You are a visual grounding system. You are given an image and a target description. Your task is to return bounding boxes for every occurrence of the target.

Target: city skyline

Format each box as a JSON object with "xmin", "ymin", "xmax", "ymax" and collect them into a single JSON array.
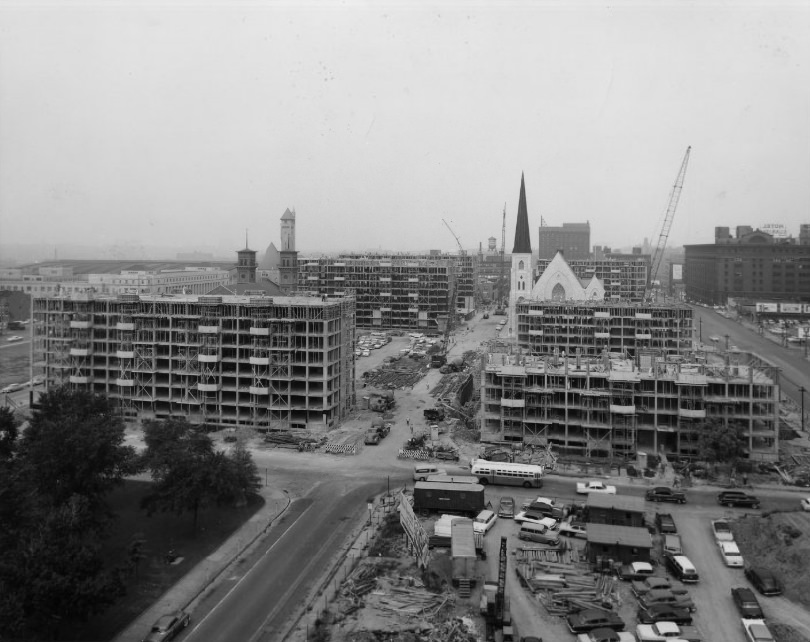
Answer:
[{"xmin": 1, "ymin": 1, "xmax": 809, "ymax": 258}]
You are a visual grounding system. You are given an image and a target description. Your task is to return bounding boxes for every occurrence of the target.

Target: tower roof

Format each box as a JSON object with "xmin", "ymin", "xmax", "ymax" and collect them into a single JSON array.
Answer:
[
  {"xmin": 281, "ymin": 208, "xmax": 295, "ymax": 220},
  {"xmin": 513, "ymin": 173, "xmax": 532, "ymax": 254}
]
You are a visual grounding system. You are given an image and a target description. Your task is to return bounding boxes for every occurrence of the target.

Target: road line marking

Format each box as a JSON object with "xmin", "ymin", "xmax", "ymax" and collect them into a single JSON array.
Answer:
[{"xmin": 184, "ymin": 501, "xmax": 314, "ymax": 638}]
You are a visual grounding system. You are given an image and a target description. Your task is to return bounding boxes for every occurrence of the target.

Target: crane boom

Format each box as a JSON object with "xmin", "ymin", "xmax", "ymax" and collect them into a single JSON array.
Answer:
[
  {"xmin": 442, "ymin": 218, "xmax": 465, "ymax": 254},
  {"xmin": 498, "ymin": 204, "xmax": 506, "ymax": 306},
  {"xmin": 648, "ymin": 146, "xmax": 691, "ymax": 296}
]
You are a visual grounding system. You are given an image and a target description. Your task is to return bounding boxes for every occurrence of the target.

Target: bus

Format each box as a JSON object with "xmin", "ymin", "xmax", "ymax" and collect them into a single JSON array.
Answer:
[{"xmin": 470, "ymin": 461, "xmax": 544, "ymax": 488}]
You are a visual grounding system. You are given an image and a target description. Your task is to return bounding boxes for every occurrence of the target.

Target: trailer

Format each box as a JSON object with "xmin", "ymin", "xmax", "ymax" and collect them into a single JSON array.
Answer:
[
  {"xmin": 413, "ymin": 481, "xmax": 486, "ymax": 517},
  {"xmin": 451, "ymin": 518, "xmax": 477, "ymax": 586}
]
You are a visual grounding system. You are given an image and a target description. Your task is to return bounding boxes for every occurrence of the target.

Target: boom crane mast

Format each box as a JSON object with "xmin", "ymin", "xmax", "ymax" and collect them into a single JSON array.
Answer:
[
  {"xmin": 442, "ymin": 218, "xmax": 465, "ymax": 255},
  {"xmin": 648, "ymin": 146, "xmax": 691, "ymax": 300},
  {"xmin": 498, "ymin": 203, "xmax": 506, "ymax": 307}
]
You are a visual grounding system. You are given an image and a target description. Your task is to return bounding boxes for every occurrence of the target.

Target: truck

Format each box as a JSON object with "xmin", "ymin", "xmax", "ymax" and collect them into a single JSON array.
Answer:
[
  {"xmin": 423, "ymin": 408, "xmax": 445, "ymax": 422},
  {"xmin": 636, "ymin": 621, "xmax": 701, "ymax": 642},
  {"xmin": 413, "ymin": 481, "xmax": 486, "ymax": 517},
  {"xmin": 576, "ymin": 480, "xmax": 617, "ymax": 495},
  {"xmin": 368, "ymin": 390, "xmax": 395, "ymax": 412}
]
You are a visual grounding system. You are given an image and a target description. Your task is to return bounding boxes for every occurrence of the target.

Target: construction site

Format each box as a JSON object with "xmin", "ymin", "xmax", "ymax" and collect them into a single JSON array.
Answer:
[
  {"xmin": 31, "ymin": 292, "xmax": 357, "ymax": 431},
  {"xmin": 296, "ymin": 252, "xmax": 477, "ymax": 331},
  {"xmin": 480, "ymin": 346, "xmax": 780, "ymax": 461}
]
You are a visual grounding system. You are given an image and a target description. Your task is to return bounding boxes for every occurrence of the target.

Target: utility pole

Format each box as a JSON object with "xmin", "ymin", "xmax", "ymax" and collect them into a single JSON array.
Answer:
[
  {"xmin": 800, "ymin": 386, "xmax": 806, "ymax": 434},
  {"xmin": 699, "ymin": 317, "xmax": 702, "ymax": 344},
  {"xmin": 725, "ymin": 334, "xmax": 729, "ymax": 351}
]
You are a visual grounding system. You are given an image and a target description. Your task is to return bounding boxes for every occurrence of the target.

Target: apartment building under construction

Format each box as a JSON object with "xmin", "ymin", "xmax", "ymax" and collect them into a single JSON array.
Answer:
[
  {"xmin": 297, "ymin": 254, "xmax": 461, "ymax": 331},
  {"xmin": 516, "ymin": 301, "xmax": 694, "ymax": 358},
  {"xmin": 31, "ymin": 292, "xmax": 356, "ymax": 431},
  {"xmin": 533, "ymin": 254, "xmax": 650, "ymax": 302},
  {"xmin": 480, "ymin": 349, "xmax": 779, "ymax": 461}
]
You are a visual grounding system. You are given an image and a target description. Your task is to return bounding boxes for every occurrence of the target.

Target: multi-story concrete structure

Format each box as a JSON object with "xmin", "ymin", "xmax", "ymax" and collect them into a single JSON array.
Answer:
[
  {"xmin": 537, "ymin": 222, "xmax": 591, "ymax": 260},
  {"xmin": 297, "ymin": 253, "xmax": 461, "ymax": 331},
  {"xmin": 685, "ymin": 226, "xmax": 810, "ymax": 305},
  {"xmin": 480, "ymin": 350, "xmax": 779, "ymax": 461},
  {"xmin": 32, "ymin": 292, "xmax": 356, "ymax": 431},
  {"xmin": 533, "ymin": 254, "xmax": 650, "ymax": 302},
  {"xmin": 516, "ymin": 300, "xmax": 693, "ymax": 358}
]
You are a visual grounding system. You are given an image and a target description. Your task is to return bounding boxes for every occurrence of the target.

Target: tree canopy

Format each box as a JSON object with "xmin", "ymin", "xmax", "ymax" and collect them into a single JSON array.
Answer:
[
  {"xmin": 698, "ymin": 418, "xmax": 748, "ymax": 465},
  {"xmin": 0, "ymin": 386, "xmax": 137, "ymax": 639},
  {"xmin": 141, "ymin": 419, "xmax": 262, "ymax": 529}
]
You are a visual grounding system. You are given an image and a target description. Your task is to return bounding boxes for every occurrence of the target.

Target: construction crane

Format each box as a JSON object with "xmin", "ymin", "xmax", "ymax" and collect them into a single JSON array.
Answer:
[
  {"xmin": 648, "ymin": 146, "xmax": 691, "ymax": 300},
  {"xmin": 485, "ymin": 536, "xmax": 512, "ymax": 640},
  {"xmin": 442, "ymin": 218, "xmax": 465, "ymax": 255}
]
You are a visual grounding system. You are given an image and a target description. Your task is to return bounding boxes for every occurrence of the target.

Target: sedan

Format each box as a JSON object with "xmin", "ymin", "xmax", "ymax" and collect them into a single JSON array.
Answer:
[
  {"xmin": 717, "ymin": 491, "xmax": 760, "ymax": 508},
  {"xmin": 6, "ymin": 335, "xmax": 22, "ymax": 342},
  {"xmin": 711, "ymin": 518, "xmax": 734, "ymax": 542},
  {"xmin": 731, "ymin": 587, "xmax": 764, "ymax": 619},
  {"xmin": 566, "ymin": 608, "xmax": 625, "ymax": 633},
  {"xmin": 645, "ymin": 486, "xmax": 687, "ymax": 504},
  {"xmin": 636, "ymin": 604, "xmax": 693, "ymax": 625},
  {"xmin": 800, "ymin": 497, "xmax": 810, "ymax": 512},
  {"xmin": 617, "ymin": 561, "xmax": 655, "ymax": 581},
  {"xmin": 744, "ymin": 567, "xmax": 783, "ymax": 596},
  {"xmin": 143, "ymin": 610, "xmax": 190, "ymax": 642},
  {"xmin": 718, "ymin": 541, "xmax": 744, "ymax": 567}
]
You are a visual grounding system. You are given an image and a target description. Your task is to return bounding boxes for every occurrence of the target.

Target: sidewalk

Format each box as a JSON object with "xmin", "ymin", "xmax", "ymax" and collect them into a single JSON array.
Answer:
[{"xmin": 113, "ymin": 485, "xmax": 291, "ymax": 642}]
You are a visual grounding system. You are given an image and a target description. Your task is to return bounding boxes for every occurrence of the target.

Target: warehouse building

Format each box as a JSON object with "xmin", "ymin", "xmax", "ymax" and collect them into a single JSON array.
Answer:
[
  {"xmin": 31, "ymin": 292, "xmax": 356, "ymax": 431},
  {"xmin": 480, "ymin": 349, "xmax": 779, "ymax": 461},
  {"xmin": 685, "ymin": 225, "xmax": 810, "ymax": 305}
]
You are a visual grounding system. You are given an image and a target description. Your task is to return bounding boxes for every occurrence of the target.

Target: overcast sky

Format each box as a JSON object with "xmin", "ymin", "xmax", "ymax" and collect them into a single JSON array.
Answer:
[{"xmin": 1, "ymin": 0, "xmax": 808, "ymax": 258}]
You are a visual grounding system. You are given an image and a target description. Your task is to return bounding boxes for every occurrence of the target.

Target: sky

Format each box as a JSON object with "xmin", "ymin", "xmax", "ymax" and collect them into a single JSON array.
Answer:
[{"xmin": 1, "ymin": 0, "xmax": 808, "ymax": 259}]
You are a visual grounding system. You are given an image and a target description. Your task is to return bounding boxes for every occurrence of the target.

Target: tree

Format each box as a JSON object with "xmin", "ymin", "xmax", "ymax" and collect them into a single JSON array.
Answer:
[
  {"xmin": 0, "ymin": 386, "xmax": 136, "ymax": 639},
  {"xmin": 0, "ymin": 406, "xmax": 19, "ymax": 461},
  {"xmin": 141, "ymin": 419, "xmax": 254, "ymax": 530},
  {"xmin": 698, "ymin": 418, "xmax": 747, "ymax": 466},
  {"xmin": 228, "ymin": 441, "xmax": 263, "ymax": 505},
  {"xmin": 19, "ymin": 386, "xmax": 140, "ymax": 518}
]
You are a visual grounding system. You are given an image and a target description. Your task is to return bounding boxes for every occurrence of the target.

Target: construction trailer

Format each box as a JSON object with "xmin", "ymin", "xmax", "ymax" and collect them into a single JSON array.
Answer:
[
  {"xmin": 412, "ymin": 481, "xmax": 486, "ymax": 517},
  {"xmin": 450, "ymin": 518, "xmax": 477, "ymax": 587}
]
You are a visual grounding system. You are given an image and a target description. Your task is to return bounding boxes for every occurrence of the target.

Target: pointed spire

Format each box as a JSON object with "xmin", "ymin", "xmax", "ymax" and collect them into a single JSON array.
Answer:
[
  {"xmin": 512, "ymin": 173, "xmax": 532, "ymax": 254},
  {"xmin": 245, "ymin": 228, "xmax": 249, "ymax": 249}
]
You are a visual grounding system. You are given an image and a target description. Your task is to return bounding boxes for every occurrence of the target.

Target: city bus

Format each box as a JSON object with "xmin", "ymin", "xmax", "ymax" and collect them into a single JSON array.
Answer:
[{"xmin": 470, "ymin": 461, "xmax": 545, "ymax": 488}]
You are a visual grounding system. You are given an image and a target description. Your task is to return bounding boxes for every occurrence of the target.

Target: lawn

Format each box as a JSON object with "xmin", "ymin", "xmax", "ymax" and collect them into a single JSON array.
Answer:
[{"xmin": 59, "ymin": 478, "xmax": 263, "ymax": 642}]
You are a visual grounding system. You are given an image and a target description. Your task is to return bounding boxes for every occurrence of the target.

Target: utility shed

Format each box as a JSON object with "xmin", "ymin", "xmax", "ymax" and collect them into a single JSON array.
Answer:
[
  {"xmin": 585, "ymin": 493, "xmax": 646, "ymax": 527},
  {"xmin": 451, "ymin": 518, "xmax": 477, "ymax": 586},
  {"xmin": 585, "ymin": 523, "xmax": 652, "ymax": 564}
]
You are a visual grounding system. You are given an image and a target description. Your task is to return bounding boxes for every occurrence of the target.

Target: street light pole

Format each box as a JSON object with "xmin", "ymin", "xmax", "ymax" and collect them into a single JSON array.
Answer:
[
  {"xmin": 699, "ymin": 317, "xmax": 702, "ymax": 344},
  {"xmin": 800, "ymin": 386, "xmax": 806, "ymax": 434},
  {"xmin": 725, "ymin": 334, "xmax": 729, "ymax": 351}
]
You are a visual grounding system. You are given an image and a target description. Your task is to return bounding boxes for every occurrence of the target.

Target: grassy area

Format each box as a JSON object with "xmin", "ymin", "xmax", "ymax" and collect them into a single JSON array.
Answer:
[{"xmin": 60, "ymin": 479, "xmax": 263, "ymax": 642}]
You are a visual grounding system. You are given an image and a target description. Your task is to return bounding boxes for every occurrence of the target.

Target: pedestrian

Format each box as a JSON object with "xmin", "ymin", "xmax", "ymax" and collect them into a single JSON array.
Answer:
[{"xmin": 742, "ymin": 473, "xmax": 748, "ymax": 487}]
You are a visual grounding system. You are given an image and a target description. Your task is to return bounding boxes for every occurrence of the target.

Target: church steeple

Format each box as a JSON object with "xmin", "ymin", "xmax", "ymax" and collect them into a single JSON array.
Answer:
[{"xmin": 512, "ymin": 172, "xmax": 532, "ymax": 254}]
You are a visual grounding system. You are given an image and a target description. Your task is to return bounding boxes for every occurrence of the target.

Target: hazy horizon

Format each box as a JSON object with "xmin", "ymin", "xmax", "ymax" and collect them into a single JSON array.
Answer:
[{"xmin": 2, "ymin": 1, "xmax": 808, "ymax": 259}]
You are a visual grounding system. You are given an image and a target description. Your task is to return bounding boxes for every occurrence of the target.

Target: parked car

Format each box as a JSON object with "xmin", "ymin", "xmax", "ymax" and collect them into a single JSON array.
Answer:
[
  {"xmin": 655, "ymin": 513, "xmax": 677, "ymax": 534},
  {"xmin": 513, "ymin": 512, "xmax": 558, "ymax": 528},
  {"xmin": 718, "ymin": 540, "xmax": 744, "ymax": 567},
  {"xmin": 617, "ymin": 561, "xmax": 655, "ymax": 581},
  {"xmin": 558, "ymin": 518, "xmax": 588, "ymax": 539},
  {"xmin": 6, "ymin": 335, "xmax": 22, "ymax": 342},
  {"xmin": 498, "ymin": 496, "xmax": 516, "ymax": 519},
  {"xmin": 742, "ymin": 618, "xmax": 775, "ymax": 642},
  {"xmin": 645, "ymin": 487, "xmax": 687, "ymax": 504},
  {"xmin": 800, "ymin": 496, "xmax": 810, "ymax": 512},
  {"xmin": 576, "ymin": 627, "xmax": 636, "ymax": 642},
  {"xmin": 731, "ymin": 587, "xmax": 764, "ymax": 618},
  {"xmin": 744, "ymin": 567, "xmax": 783, "ymax": 596},
  {"xmin": 473, "ymin": 509, "xmax": 498, "ymax": 535},
  {"xmin": 636, "ymin": 603, "xmax": 693, "ymax": 625},
  {"xmin": 636, "ymin": 621, "xmax": 701, "ymax": 642},
  {"xmin": 717, "ymin": 491, "xmax": 760, "ymax": 508},
  {"xmin": 566, "ymin": 609, "xmax": 625, "ymax": 633},
  {"xmin": 711, "ymin": 518, "xmax": 735, "ymax": 542},
  {"xmin": 631, "ymin": 576, "xmax": 689, "ymax": 598},
  {"xmin": 638, "ymin": 587, "xmax": 696, "ymax": 612},
  {"xmin": 142, "ymin": 610, "xmax": 190, "ymax": 642}
]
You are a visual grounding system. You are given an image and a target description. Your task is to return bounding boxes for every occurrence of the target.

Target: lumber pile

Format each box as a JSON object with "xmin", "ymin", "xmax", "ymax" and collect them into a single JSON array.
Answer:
[
  {"xmin": 514, "ymin": 543, "xmax": 581, "ymax": 564},
  {"xmin": 263, "ymin": 431, "xmax": 323, "ymax": 450},
  {"xmin": 342, "ymin": 563, "xmax": 379, "ymax": 599},
  {"xmin": 374, "ymin": 585, "xmax": 449, "ymax": 616},
  {"xmin": 423, "ymin": 616, "xmax": 480, "ymax": 642},
  {"xmin": 516, "ymin": 559, "xmax": 618, "ymax": 615}
]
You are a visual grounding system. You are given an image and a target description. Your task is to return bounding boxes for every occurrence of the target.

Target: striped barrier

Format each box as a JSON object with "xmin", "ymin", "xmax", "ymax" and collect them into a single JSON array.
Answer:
[
  {"xmin": 323, "ymin": 443, "xmax": 358, "ymax": 455},
  {"xmin": 397, "ymin": 448, "xmax": 431, "ymax": 460}
]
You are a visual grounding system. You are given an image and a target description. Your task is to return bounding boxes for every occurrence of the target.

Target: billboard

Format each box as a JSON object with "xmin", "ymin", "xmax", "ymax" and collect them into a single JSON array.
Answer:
[
  {"xmin": 779, "ymin": 303, "xmax": 802, "ymax": 314},
  {"xmin": 671, "ymin": 263, "xmax": 683, "ymax": 281},
  {"xmin": 756, "ymin": 303, "xmax": 778, "ymax": 313}
]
